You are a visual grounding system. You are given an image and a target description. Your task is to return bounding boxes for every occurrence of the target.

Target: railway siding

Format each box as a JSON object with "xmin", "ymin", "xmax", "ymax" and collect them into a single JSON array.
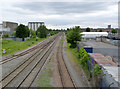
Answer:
[{"xmin": 55, "ymin": 36, "xmax": 76, "ymax": 88}]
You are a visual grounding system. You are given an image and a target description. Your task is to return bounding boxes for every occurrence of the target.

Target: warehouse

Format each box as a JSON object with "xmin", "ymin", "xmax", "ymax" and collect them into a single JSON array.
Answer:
[{"xmin": 81, "ymin": 32, "xmax": 108, "ymax": 39}]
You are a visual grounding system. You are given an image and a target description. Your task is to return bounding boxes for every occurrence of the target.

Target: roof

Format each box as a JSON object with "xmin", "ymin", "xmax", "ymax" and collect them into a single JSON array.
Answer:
[
  {"xmin": 103, "ymin": 66, "xmax": 119, "ymax": 83},
  {"xmin": 89, "ymin": 53, "xmax": 117, "ymax": 67},
  {"xmin": 81, "ymin": 32, "xmax": 108, "ymax": 35},
  {"xmin": 28, "ymin": 22, "xmax": 44, "ymax": 24},
  {"xmin": 3, "ymin": 21, "xmax": 18, "ymax": 24},
  {"xmin": 84, "ymin": 46, "xmax": 92, "ymax": 48}
]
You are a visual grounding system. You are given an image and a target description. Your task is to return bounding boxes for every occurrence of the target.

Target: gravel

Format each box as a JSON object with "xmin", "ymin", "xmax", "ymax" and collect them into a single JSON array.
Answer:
[{"xmin": 62, "ymin": 35, "xmax": 91, "ymax": 87}]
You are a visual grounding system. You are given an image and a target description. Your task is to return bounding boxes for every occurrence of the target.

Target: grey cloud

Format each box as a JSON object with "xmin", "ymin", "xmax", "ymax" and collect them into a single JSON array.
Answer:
[
  {"xmin": 44, "ymin": 13, "xmax": 117, "ymax": 27},
  {"xmin": 13, "ymin": 2, "xmax": 116, "ymax": 15},
  {"xmin": 1, "ymin": 2, "xmax": 118, "ymax": 28}
]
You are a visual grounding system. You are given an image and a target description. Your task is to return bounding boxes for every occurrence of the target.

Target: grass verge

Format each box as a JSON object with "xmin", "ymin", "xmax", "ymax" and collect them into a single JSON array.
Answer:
[
  {"xmin": 66, "ymin": 43, "xmax": 80, "ymax": 64},
  {"xmin": 1, "ymin": 36, "xmax": 50, "ymax": 56},
  {"xmin": 66, "ymin": 43, "xmax": 90, "ymax": 77}
]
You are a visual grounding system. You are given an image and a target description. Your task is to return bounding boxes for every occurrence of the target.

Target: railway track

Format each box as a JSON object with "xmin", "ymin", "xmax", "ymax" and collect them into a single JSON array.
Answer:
[
  {"xmin": 56, "ymin": 37, "xmax": 76, "ymax": 88},
  {"xmin": 1, "ymin": 39, "xmax": 52, "ymax": 82},
  {"xmin": 0, "ymin": 35, "xmax": 56, "ymax": 64},
  {"xmin": 1, "ymin": 33, "xmax": 61, "ymax": 88}
]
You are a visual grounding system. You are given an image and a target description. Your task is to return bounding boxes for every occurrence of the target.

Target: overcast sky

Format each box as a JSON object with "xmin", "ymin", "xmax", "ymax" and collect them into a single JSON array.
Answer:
[{"xmin": 0, "ymin": 0, "xmax": 119, "ymax": 29}]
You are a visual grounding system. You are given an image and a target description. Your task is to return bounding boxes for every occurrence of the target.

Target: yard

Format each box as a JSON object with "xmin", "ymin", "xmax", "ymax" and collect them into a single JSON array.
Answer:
[{"xmin": 1, "ymin": 37, "xmax": 50, "ymax": 56}]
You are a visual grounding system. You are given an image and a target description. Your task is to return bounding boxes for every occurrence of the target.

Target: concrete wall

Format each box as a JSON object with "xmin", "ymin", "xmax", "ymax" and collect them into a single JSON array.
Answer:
[
  {"xmin": 2, "ymin": 37, "xmax": 30, "ymax": 41},
  {"xmin": 101, "ymin": 68, "xmax": 119, "ymax": 88}
]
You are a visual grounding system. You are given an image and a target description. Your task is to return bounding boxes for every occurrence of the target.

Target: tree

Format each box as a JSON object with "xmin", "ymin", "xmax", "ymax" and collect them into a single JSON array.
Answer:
[
  {"xmin": 49, "ymin": 31, "xmax": 58, "ymax": 36},
  {"xmin": 2, "ymin": 34, "xmax": 9, "ymax": 38},
  {"xmin": 25, "ymin": 26, "xmax": 30, "ymax": 37},
  {"xmin": 86, "ymin": 27, "xmax": 90, "ymax": 32},
  {"xmin": 16, "ymin": 24, "xmax": 30, "ymax": 41},
  {"xmin": 66, "ymin": 26, "xmax": 82, "ymax": 48},
  {"xmin": 48, "ymin": 29, "xmax": 52, "ymax": 32},
  {"xmin": 67, "ymin": 28, "xmax": 70, "ymax": 31},
  {"xmin": 36, "ymin": 25, "xmax": 48, "ymax": 38},
  {"xmin": 30, "ymin": 28, "xmax": 36, "ymax": 38},
  {"xmin": 11, "ymin": 32, "xmax": 16, "ymax": 37},
  {"xmin": 99, "ymin": 29, "xmax": 103, "ymax": 32},
  {"xmin": 111, "ymin": 29, "xmax": 117, "ymax": 33}
]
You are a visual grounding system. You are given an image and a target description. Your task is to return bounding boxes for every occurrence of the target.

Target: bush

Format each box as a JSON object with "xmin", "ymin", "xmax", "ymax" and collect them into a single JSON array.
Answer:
[
  {"xmin": 2, "ymin": 34, "xmax": 9, "ymax": 38},
  {"xmin": 11, "ymin": 32, "xmax": 16, "ymax": 37},
  {"xmin": 93, "ymin": 64, "xmax": 103, "ymax": 76},
  {"xmin": 36, "ymin": 38, "xmax": 38, "ymax": 41},
  {"xmin": 30, "ymin": 28, "xmax": 36, "ymax": 38},
  {"xmin": 79, "ymin": 47, "xmax": 89, "ymax": 69},
  {"xmin": 99, "ymin": 29, "xmax": 103, "ymax": 32},
  {"xmin": 86, "ymin": 27, "xmax": 90, "ymax": 32},
  {"xmin": 111, "ymin": 29, "xmax": 117, "ymax": 33}
]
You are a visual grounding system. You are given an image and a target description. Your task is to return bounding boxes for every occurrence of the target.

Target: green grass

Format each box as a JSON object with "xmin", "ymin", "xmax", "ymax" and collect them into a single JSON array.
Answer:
[
  {"xmin": 0, "ymin": 40, "xmax": 2, "ymax": 57},
  {"xmin": 1, "ymin": 36, "xmax": 50, "ymax": 56},
  {"xmin": 66, "ymin": 43, "xmax": 80, "ymax": 64},
  {"xmin": 38, "ymin": 58, "xmax": 53, "ymax": 87},
  {"xmin": 60, "ymin": 39, "xmax": 63, "ymax": 46},
  {"xmin": 38, "ymin": 68, "xmax": 52, "ymax": 87}
]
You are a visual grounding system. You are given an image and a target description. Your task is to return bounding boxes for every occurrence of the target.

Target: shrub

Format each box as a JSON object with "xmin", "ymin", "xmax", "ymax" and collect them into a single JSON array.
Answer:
[
  {"xmin": 2, "ymin": 34, "xmax": 9, "ymax": 38},
  {"xmin": 79, "ymin": 47, "xmax": 89, "ymax": 69},
  {"xmin": 93, "ymin": 64, "xmax": 103, "ymax": 76}
]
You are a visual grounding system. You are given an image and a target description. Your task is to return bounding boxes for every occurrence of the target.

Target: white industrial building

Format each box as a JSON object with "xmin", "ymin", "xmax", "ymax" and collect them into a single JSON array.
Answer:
[
  {"xmin": 28, "ymin": 22, "xmax": 44, "ymax": 31},
  {"xmin": 81, "ymin": 32, "xmax": 108, "ymax": 38}
]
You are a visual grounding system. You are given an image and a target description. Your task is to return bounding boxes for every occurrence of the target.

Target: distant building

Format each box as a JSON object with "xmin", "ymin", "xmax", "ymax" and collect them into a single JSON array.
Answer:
[
  {"xmin": 81, "ymin": 27, "xmax": 112, "ymax": 32},
  {"xmin": 108, "ymin": 25, "xmax": 111, "ymax": 29},
  {"xmin": 28, "ymin": 22, "xmax": 45, "ymax": 31},
  {"xmin": 81, "ymin": 32, "xmax": 108, "ymax": 39},
  {"xmin": 0, "ymin": 21, "xmax": 18, "ymax": 35}
]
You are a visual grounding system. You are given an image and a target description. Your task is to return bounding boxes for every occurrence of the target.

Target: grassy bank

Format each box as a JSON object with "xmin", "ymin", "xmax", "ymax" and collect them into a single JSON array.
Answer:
[
  {"xmin": 66, "ymin": 43, "xmax": 90, "ymax": 76},
  {"xmin": 66, "ymin": 43, "xmax": 80, "ymax": 64},
  {"xmin": 1, "ymin": 36, "xmax": 50, "ymax": 56}
]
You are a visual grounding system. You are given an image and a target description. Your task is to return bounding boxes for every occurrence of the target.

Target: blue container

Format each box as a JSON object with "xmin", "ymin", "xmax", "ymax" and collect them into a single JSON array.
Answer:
[{"xmin": 84, "ymin": 46, "xmax": 93, "ymax": 53}]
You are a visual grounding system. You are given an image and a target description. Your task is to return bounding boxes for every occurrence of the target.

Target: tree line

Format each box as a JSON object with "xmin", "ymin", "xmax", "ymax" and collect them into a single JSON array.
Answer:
[
  {"xmin": 85, "ymin": 27, "xmax": 117, "ymax": 33},
  {"xmin": 3, "ymin": 24, "xmax": 60, "ymax": 40}
]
